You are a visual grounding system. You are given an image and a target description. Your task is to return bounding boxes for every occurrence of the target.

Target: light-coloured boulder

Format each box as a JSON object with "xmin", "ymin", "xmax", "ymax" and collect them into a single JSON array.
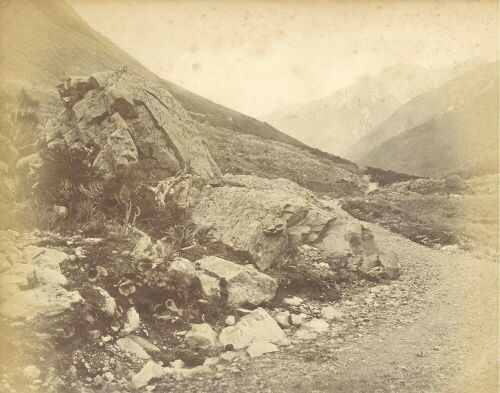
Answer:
[
  {"xmin": 95, "ymin": 287, "xmax": 117, "ymax": 318},
  {"xmin": 191, "ymin": 175, "xmax": 333, "ymax": 270},
  {"xmin": 273, "ymin": 310, "xmax": 291, "ymax": 328},
  {"xmin": 289, "ymin": 314, "xmax": 303, "ymax": 326},
  {"xmin": 198, "ymin": 273, "xmax": 220, "ymax": 298},
  {"xmin": 116, "ymin": 337, "xmax": 150, "ymax": 359},
  {"xmin": 184, "ymin": 323, "xmax": 217, "ymax": 350},
  {"xmin": 131, "ymin": 361, "xmax": 169, "ymax": 389},
  {"xmin": 168, "ymin": 257, "xmax": 198, "ymax": 287},
  {"xmin": 128, "ymin": 336, "xmax": 160, "ymax": 353},
  {"xmin": 23, "ymin": 365, "xmax": 41, "ymax": 381},
  {"xmin": 123, "ymin": 307, "xmax": 141, "ymax": 333},
  {"xmin": 246, "ymin": 341, "xmax": 279, "ymax": 358},
  {"xmin": 378, "ymin": 250, "xmax": 401, "ymax": 279},
  {"xmin": 218, "ymin": 307, "xmax": 289, "ymax": 349},
  {"xmin": 197, "ymin": 256, "xmax": 277, "ymax": 307}
]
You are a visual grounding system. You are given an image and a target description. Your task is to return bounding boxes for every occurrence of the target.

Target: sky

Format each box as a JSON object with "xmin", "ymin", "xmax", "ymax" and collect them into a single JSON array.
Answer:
[{"xmin": 70, "ymin": 0, "xmax": 498, "ymax": 117}]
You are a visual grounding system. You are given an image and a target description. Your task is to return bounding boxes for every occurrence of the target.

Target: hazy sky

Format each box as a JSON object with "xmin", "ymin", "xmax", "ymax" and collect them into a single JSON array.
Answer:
[{"xmin": 70, "ymin": 0, "xmax": 498, "ymax": 117}]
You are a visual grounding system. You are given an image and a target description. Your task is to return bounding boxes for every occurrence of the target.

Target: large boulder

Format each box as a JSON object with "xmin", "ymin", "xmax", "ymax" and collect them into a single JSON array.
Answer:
[
  {"xmin": 46, "ymin": 69, "xmax": 221, "ymax": 183},
  {"xmin": 218, "ymin": 307, "xmax": 289, "ymax": 349},
  {"xmin": 197, "ymin": 256, "xmax": 277, "ymax": 307},
  {"xmin": 191, "ymin": 175, "xmax": 334, "ymax": 270},
  {"xmin": 190, "ymin": 174, "xmax": 386, "ymax": 271}
]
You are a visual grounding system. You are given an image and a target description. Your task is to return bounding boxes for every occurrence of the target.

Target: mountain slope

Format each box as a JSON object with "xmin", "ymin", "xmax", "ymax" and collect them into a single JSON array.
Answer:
[
  {"xmin": 262, "ymin": 64, "xmax": 456, "ymax": 157},
  {"xmin": 0, "ymin": 0, "xmax": 300, "ymax": 147},
  {"xmin": 0, "ymin": 0, "xmax": 366, "ymax": 196},
  {"xmin": 352, "ymin": 62, "xmax": 499, "ymax": 178}
]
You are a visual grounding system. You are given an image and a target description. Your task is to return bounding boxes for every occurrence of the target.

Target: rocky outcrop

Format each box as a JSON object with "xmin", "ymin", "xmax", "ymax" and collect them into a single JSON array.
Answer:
[
  {"xmin": 197, "ymin": 256, "xmax": 277, "ymax": 307},
  {"xmin": 46, "ymin": 69, "xmax": 221, "ymax": 183}
]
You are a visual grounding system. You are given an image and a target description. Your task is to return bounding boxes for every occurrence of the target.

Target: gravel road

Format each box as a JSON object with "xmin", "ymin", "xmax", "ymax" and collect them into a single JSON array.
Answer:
[{"xmin": 159, "ymin": 221, "xmax": 498, "ymax": 393}]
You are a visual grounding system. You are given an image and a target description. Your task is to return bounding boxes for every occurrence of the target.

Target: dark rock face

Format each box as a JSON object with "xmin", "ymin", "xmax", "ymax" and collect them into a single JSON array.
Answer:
[{"xmin": 46, "ymin": 69, "xmax": 221, "ymax": 183}]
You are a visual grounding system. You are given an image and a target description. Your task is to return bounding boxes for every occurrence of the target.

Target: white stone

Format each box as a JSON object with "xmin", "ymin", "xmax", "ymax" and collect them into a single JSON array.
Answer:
[
  {"xmin": 123, "ymin": 307, "xmax": 140, "ymax": 332},
  {"xmin": 131, "ymin": 361, "xmax": 168, "ymax": 389},
  {"xmin": 321, "ymin": 306, "xmax": 345, "ymax": 321},
  {"xmin": 225, "ymin": 316, "xmax": 236, "ymax": 326},
  {"xmin": 23, "ymin": 365, "xmax": 41, "ymax": 381},
  {"xmin": 246, "ymin": 341, "xmax": 279, "ymax": 358},
  {"xmin": 303, "ymin": 318, "xmax": 329, "ymax": 333},
  {"xmin": 116, "ymin": 337, "xmax": 150, "ymax": 359},
  {"xmin": 218, "ymin": 307, "xmax": 288, "ymax": 349},
  {"xmin": 170, "ymin": 359, "xmax": 185, "ymax": 369},
  {"xmin": 289, "ymin": 314, "xmax": 303, "ymax": 326},
  {"xmin": 282, "ymin": 296, "xmax": 303, "ymax": 306},
  {"xmin": 197, "ymin": 256, "xmax": 277, "ymax": 307},
  {"xmin": 184, "ymin": 323, "xmax": 217, "ymax": 350},
  {"xmin": 273, "ymin": 310, "xmax": 291, "ymax": 328}
]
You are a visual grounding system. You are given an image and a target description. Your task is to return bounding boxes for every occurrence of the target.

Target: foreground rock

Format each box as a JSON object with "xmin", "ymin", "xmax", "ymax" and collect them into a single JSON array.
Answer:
[
  {"xmin": 197, "ymin": 256, "xmax": 277, "ymax": 307},
  {"xmin": 218, "ymin": 307, "xmax": 289, "ymax": 349}
]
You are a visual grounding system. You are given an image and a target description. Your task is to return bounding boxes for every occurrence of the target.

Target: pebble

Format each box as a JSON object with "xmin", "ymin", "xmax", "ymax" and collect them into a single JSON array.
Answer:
[{"xmin": 23, "ymin": 366, "xmax": 41, "ymax": 381}]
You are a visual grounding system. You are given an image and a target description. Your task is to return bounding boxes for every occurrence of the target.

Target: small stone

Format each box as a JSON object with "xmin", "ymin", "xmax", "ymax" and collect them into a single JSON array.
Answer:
[
  {"xmin": 303, "ymin": 318, "xmax": 329, "ymax": 333},
  {"xmin": 184, "ymin": 323, "xmax": 217, "ymax": 350},
  {"xmin": 116, "ymin": 337, "xmax": 150, "ymax": 359},
  {"xmin": 203, "ymin": 357, "xmax": 221, "ymax": 367},
  {"xmin": 321, "ymin": 306, "xmax": 345, "ymax": 321},
  {"xmin": 282, "ymin": 296, "xmax": 303, "ymax": 306},
  {"xmin": 220, "ymin": 351, "xmax": 238, "ymax": 362},
  {"xmin": 225, "ymin": 316, "xmax": 236, "ymax": 326},
  {"xmin": 23, "ymin": 366, "xmax": 41, "ymax": 381},
  {"xmin": 132, "ymin": 361, "xmax": 168, "ymax": 389},
  {"xmin": 246, "ymin": 341, "xmax": 279, "ymax": 358},
  {"xmin": 289, "ymin": 314, "xmax": 303, "ymax": 326},
  {"xmin": 273, "ymin": 310, "xmax": 291, "ymax": 328},
  {"xmin": 104, "ymin": 372, "xmax": 114, "ymax": 381},
  {"xmin": 171, "ymin": 359, "xmax": 185, "ymax": 369}
]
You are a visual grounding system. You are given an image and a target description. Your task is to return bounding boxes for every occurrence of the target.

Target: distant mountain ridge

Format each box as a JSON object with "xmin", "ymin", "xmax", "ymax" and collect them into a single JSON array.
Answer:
[
  {"xmin": 261, "ymin": 63, "xmax": 478, "ymax": 157},
  {"xmin": 354, "ymin": 61, "xmax": 499, "ymax": 178}
]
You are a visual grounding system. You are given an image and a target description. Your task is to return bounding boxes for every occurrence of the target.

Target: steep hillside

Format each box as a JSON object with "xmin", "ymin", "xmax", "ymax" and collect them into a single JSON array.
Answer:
[
  {"xmin": 0, "ymin": 0, "xmax": 365, "ymax": 195},
  {"xmin": 0, "ymin": 0, "xmax": 299, "ymax": 147},
  {"xmin": 350, "ymin": 62, "xmax": 499, "ymax": 178},
  {"xmin": 262, "ymin": 64, "xmax": 457, "ymax": 157}
]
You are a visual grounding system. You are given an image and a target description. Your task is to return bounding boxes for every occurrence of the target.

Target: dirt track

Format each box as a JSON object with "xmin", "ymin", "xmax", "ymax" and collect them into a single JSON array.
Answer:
[{"xmin": 159, "ymin": 222, "xmax": 499, "ymax": 393}]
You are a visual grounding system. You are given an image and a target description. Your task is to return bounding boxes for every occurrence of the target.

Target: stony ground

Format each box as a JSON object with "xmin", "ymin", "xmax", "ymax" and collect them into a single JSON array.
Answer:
[{"xmin": 158, "ymin": 222, "xmax": 498, "ymax": 393}]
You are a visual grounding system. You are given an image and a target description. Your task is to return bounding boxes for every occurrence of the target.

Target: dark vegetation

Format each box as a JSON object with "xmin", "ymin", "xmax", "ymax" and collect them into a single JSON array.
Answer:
[{"xmin": 364, "ymin": 166, "xmax": 421, "ymax": 187}]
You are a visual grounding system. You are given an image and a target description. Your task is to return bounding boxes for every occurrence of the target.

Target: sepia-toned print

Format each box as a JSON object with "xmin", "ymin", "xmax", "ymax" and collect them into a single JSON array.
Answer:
[{"xmin": 0, "ymin": 1, "xmax": 498, "ymax": 392}]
